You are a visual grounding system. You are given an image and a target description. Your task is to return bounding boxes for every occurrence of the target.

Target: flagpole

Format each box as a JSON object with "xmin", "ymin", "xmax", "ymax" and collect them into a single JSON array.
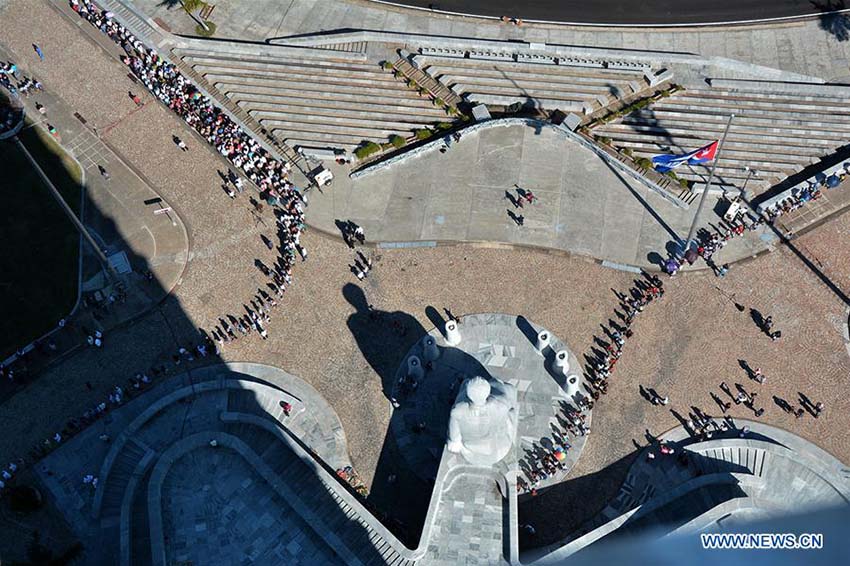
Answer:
[{"xmin": 682, "ymin": 113, "xmax": 735, "ymax": 253}]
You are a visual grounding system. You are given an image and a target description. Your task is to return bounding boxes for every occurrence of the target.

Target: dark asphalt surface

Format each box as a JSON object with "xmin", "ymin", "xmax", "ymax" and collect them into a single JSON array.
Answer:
[{"xmin": 385, "ymin": 0, "xmax": 843, "ymax": 24}]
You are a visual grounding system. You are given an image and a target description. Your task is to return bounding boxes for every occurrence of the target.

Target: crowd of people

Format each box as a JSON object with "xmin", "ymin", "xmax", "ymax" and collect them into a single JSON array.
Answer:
[
  {"xmin": 761, "ymin": 182, "xmax": 824, "ymax": 224},
  {"xmin": 67, "ymin": 0, "xmax": 307, "ymax": 347},
  {"xmin": 517, "ymin": 275, "xmax": 665, "ymax": 495},
  {"xmin": 663, "ymin": 172, "xmax": 841, "ymax": 278},
  {"xmin": 0, "ymin": 59, "xmax": 42, "ymax": 98}
]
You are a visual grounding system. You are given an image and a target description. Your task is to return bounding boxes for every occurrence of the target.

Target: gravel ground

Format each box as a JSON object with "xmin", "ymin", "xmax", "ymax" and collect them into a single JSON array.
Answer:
[{"xmin": 0, "ymin": 0, "xmax": 848, "ymax": 558}]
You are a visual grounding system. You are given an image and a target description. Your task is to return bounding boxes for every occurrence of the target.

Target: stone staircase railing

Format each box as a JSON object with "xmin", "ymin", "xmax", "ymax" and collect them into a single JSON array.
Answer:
[{"xmin": 393, "ymin": 51, "xmax": 463, "ymax": 110}]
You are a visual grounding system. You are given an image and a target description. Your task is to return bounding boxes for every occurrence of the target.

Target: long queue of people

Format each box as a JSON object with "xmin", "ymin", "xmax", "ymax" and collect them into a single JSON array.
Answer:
[
  {"xmin": 69, "ymin": 0, "xmax": 307, "ymax": 347},
  {"xmin": 517, "ymin": 276, "xmax": 665, "ymax": 496},
  {"xmin": 0, "ymin": 0, "xmax": 316, "ymax": 492}
]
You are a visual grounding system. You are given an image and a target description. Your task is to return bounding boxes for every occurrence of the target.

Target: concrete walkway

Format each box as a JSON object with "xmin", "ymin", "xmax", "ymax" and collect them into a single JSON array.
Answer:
[
  {"xmin": 307, "ymin": 121, "xmax": 773, "ymax": 269},
  {"xmin": 133, "ymin": 0, "xmax": 850, "ymax": 83}
]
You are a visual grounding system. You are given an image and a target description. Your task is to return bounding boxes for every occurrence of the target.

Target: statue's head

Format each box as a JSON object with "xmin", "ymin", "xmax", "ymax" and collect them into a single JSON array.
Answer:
[{"xmin": 466, "ymin": 377, "xmax": 491, "ymax": 406}]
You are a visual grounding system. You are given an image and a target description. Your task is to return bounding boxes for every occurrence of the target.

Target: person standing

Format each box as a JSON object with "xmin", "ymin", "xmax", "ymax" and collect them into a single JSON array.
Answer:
[{"xmin": 33, "ymin": 44, "xmax": 44, "ymax": 61}]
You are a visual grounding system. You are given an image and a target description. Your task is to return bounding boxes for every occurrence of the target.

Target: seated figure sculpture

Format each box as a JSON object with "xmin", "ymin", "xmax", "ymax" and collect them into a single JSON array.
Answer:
[{"xmin": 447, "ymin": 376, "xmax": 518, "ymax": 466}]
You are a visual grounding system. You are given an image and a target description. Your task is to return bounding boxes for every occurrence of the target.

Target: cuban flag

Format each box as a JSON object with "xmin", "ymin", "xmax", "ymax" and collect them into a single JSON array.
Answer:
[{"xmin": 651, "ymin": 141, "xmax": 718, "ymax": 173}]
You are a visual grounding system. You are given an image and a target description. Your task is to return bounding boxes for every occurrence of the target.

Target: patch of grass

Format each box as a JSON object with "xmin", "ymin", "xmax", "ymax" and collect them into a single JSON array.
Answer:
[
  {"xmin": 0, "ymin": 125, "xmax": 82, "ymax": 358},
  {"xmin": 195, "ymin": 21, "xmax": 216, "ymax": 37}
]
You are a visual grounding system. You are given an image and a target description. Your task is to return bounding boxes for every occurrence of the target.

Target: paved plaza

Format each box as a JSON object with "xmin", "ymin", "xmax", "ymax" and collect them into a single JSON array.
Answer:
[
  {"xmin": 161, "ymin": 447, "xmax": 336, "ymax": 565},
  {"xmin": 0, "ymin": 0, "xmax": 849, "ymax": 564},
  {"xmin": 310, "ymin": 121, "xmax": 771, "ymax": 268}
]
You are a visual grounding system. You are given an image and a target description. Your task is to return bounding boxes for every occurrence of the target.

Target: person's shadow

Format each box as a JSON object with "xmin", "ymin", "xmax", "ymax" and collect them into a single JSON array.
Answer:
[
  {"xmin": 750, "ymin": 308, "xmax": 766, "ymax": 332},
  {"xmin": 343, "ymin": 283, "xmax": 426, "ymax": 399}
]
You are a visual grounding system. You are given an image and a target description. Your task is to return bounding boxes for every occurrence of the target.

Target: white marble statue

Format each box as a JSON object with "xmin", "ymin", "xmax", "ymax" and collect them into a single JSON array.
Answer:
[{"xmin": 446, "ymin": 376, "xmax": 518, "ymax": 466}]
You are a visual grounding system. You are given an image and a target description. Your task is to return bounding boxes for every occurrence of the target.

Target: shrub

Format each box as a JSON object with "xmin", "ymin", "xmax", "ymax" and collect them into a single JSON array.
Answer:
[
  {"xmin": 389, "ymin": 134, "xmax": 406, "ymax": 148},
  {"xmin": 414, "ymin": 129, "xmax": 432, "ymax": 140},
  {"xmin": 195, "ymin": 21, "xmax": 216, "ymax": 37},
  {"xmin": 635, "ymin": 157, "xmax": 653, "ymax": 169},
  {"xmin": 664, "ymin": 170, "xmax": 678, "ymax": 179},
  {"xmin": 436, "ymin": 122, "xmax": 452, "ymax": 131},
  {"xmin": 434, "ymin": 97, "xmax": 444, "ymax": 107},
  {"xmin": 661, "ymin": 90, "xmax": 672, "ymax": 98},
  {"xmin": 461, "ymin": 114, "xmax": 471, "ymax": 122},
  {"xmin": 621, "ymin": 147, "xmax": 633, "ymax": 157},
  {"xmin": 182, "ymin": 0, "xmax": 206, "ymax": 12},
  {"xmin": 381, "ymin": 61, "xmax": 394, "ymax": 70},
  {"xmin": 445, "ymin": 106, "xmax": 457, "ymax": 116},
  {"xmin": 407, "ymin": 79, "xmax": 418, "ymax": 89},
  {"xmin": 418, "ymin": 87, "xmax": 427, "ymax": 96},
  {"xmin": 595, "ymin": 136, "xmax": 612, "ymax": 146},
  {"xmin": 353, "ymin": 141, "xmax": 382, "ymax": 160},
  {"xmin": 678, "ymin": 178, "xmax": 689, "ymax": 189}
]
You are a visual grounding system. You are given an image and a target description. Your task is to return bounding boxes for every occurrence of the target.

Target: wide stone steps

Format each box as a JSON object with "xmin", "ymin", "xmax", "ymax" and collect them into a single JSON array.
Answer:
[
  {"xmin": 426, "ymin": 65, "xmax": 638, "ymax": 90},
  {"xmin": 206, "ymin": 73, "xmax": 424, "ymax": 101},
  {"xmin": 100, "ymin": 440, "xmax": 147, "ymax": 519},
  {"xmin": 130, "ymin": 469, "xmax": 152, "ymax": 566},
  {"xmin": 177, "ymin": 49, "xmax": 374, "ymax": 70},
  {"xmin": 626, "ymin": 108, "xmax": 850, "ymax": 131},
  {"xmin": 106, "ymin": 1, "xmax": 153, "ymax": 42},
  {"xmin": 449, "ymin": 80, "xmax": 611, "ymax": 101},
  {"xmin": 613, "ymin": 140, "xmax": 816, "ymax": 168},
  {"xmin": 234, "ymin": 96, "xmax": 448, "ymax": 122},
  {"xmin": 264, "ymin": 119, "xmax": 416, "ymax": 142},
  {"xmin": 223, "ymin": 422, "xmax": 278, "ymax": 457},
  {"xmin": 282, "ymin": 133, "xmax": 366, "ymax": 152},
  {"xmin": 685, "ymin": 88, "xmax": 850, "ymax": 107},
  {"xmin": 249, "ymin": 107, "xmax": 438, "ymax": 130},
  {"xmin": 195, "ymin": 64, "xmax": 409, "ymax": 90},
  {"xmin": 690, "ymin": 446, "xmax": 768, "ymax": 477},
  {"xmin": 658, "ymin": 97, "xmax": 850, "ymax": 119},
  {"xmin": 414, "ymin": 54, "xmax": 645, "ymax": 80},
  {"xmin": 598, "ymin": 121, "xmax": 850, "ymax": 145},
  {"xmin": 604, "ymin": 130, "xmax": 837, "ymax": 153},
  {"xmin": 228, "ymin": 85, "xmax": 444, "ymax": 114},
  {"xmin": 254, "ymin": 438, "xmax": 404, "ymax": 565},
  {"xmin": 226, "ymin": 388, "xmax": 261, "ymax": 413},
  {"xmin": 312, "ymin": 41, "xmax": 368, "ymax": 53}
]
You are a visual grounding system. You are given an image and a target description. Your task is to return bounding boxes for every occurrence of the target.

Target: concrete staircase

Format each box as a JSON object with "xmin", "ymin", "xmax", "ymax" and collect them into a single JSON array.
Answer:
[
  {"xmin": 174, "ymin": 47, "xmax": 449, "ymax": 154},
  {"xmin": 83, "ymin": 370, "xmax": 417, "ymax": 565},
  {"xmin": 413, "ymin": 54, "xmax": 649, "ymax": 113},
  {"xmin": 529, "ymin": 425, "xmax": 850, "ymax": 563},
  {"xmin": 98, "ymin": 438, "xmax": 148, "ymax": 521},
  {"xmin": 592, "ymin": 86, "xmax": 850, "ymax": 191}
]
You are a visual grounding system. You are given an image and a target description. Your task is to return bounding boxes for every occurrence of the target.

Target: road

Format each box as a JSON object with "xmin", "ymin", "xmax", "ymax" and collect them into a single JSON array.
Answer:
[{"xmin": 379, "ymin": 0, "xmax": 843, "ymax": 25}]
